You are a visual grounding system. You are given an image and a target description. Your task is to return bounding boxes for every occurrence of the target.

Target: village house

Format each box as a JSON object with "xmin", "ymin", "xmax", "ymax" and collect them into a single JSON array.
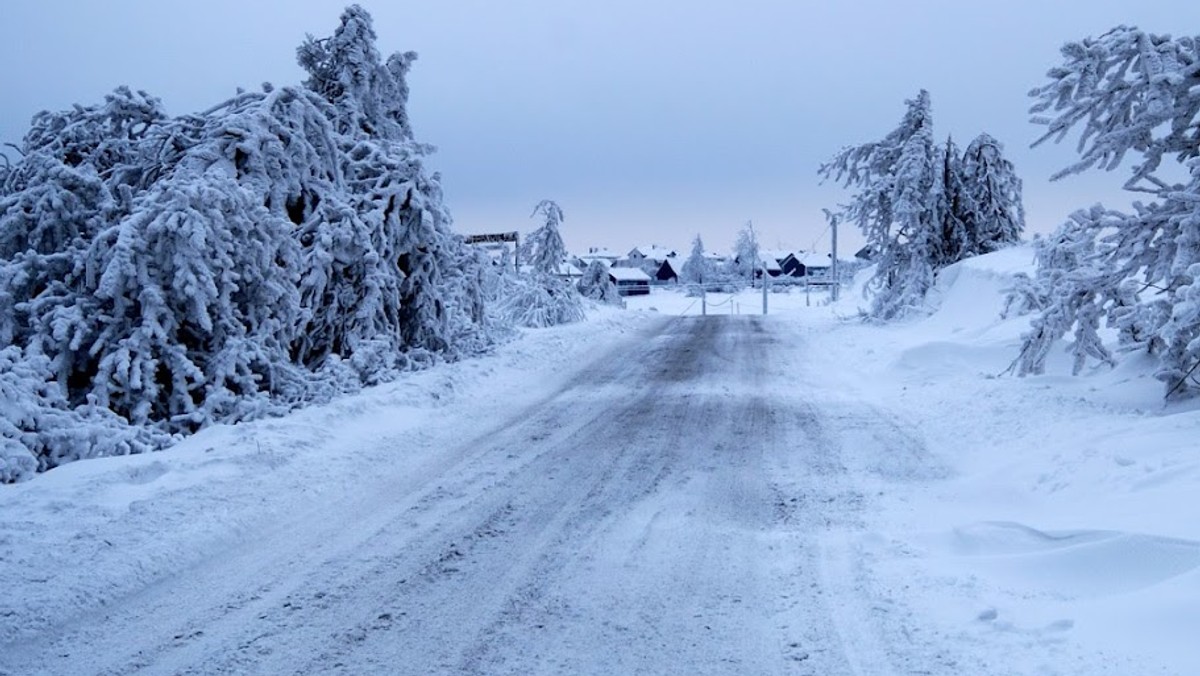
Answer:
[
  {"xmin": 625, "ymin": 245, "xmax": 677, "ymax": 266},
  {"xmin": 576, "ymin": 247, "xmax": 622, "ymax": 269},
  {"xmin": 608, "ymin": 267, "xmax": 652, "ymax": 296},
  {"xmin": 655, "ymin": 258, "xmax": 683, "ymax": 283}
]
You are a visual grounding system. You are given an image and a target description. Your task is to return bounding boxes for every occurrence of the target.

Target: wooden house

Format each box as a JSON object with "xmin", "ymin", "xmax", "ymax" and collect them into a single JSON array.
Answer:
[
  {"xmin": 655, "ymin": 258, "xmax": 682, "ymax": 283},
  {"xmin": 608, "ymin": 267, "xmax": 652, "ymax": 296}
]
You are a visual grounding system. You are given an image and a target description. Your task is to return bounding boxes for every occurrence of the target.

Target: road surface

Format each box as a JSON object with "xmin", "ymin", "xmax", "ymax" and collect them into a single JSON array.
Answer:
[{"xmin": 2, "ymin": 316, "xmax": 940, "ymax": 675}]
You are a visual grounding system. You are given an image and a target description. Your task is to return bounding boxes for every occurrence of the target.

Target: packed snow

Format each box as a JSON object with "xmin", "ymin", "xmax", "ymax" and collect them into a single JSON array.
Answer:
[{"xmin": 2, "ymin": 247, "xmax": 1196, "ymax": 674}]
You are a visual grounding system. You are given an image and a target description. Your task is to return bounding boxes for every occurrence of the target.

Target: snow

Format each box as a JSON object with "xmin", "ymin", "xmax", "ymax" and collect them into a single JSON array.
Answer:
[
  {"xmin": 794, "ymin": 251, "xmax": 833, "ymax": 269},
  {"xmin": 806, "ymin": 245, "xmax": 1200, "ymax": 673},
  {"xmin": 2, "ymin": 245, "xmax": 1196, "ymax": 673},
  {"xmin": 575, "ymin": 248, "xmax": 621, "ymax": 263},
  {"xmin": 629, "ymin": 245, "xmax": 677, "ymax": 261},
  {"xmin": 0, "ymin": 304, "xmax": 654, "ymax": 648},
  {"xmin": 606, "ymin": 266, "xmax": 651, "ymax": 281}
]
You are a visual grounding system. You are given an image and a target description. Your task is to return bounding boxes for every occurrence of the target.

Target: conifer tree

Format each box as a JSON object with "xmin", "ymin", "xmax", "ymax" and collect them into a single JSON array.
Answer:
[
  {"xmin": 1017, "ymin": 26, "xmax": 1200, "ymax": 396},
  {"xmin": 935, "ymin": 137, "xmax": 974, "ymax": 267},
  {"xmin": 496, "ymin": 199, "xmax": 583, "ymax": 327},
  {"xmin": 682, "ymin": 234, "xmax": 711, "ymax": 285},
  {"xmin": 820, "ymin": 90, "xmax": 941, "ymax": 319},
  {"xmin": 578, "ymin": 260, "xmax": 623, "ymax": 305},
  {"xmin": 525, "ymin": 199, "xmax": 567, "ymax": 275},
  {"xmin": 0, "ymin": 5, "xmax": 493, "ymax": 478},
  {"xmin": 733, "ymin": 221, "xmax": 761, "ymax": 282},
  {"xmin": 961, "ymin": 133, "xmax": 1025, "ymax": 254}
]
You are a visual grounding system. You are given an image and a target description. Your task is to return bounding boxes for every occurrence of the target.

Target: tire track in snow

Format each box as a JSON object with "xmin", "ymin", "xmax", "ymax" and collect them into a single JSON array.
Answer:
[{"xmin": 3, "ymin": 316, "xmax": 943, "ymax": 675}]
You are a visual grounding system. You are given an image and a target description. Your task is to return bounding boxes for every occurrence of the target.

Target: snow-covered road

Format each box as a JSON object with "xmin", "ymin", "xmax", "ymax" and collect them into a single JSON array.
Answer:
[{"xmin": 2, "ymin": 316, "xmax": 943, "ymax": 675}]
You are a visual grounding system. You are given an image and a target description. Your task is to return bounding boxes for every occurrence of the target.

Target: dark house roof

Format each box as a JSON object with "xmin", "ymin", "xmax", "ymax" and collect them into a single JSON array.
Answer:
[{"xmin": 656, "ymin": 258, "xmax": 682, "ymax": 282}]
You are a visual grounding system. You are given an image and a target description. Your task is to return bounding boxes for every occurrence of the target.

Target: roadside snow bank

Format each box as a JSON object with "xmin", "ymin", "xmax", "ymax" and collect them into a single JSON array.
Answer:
[
  {"xmin": 805, "ymin": 245, "xmax": 1200, "ymax": 674},
  {"xmin": 0, "ymin": 305, "xmax": 661, "ymax": 648}
]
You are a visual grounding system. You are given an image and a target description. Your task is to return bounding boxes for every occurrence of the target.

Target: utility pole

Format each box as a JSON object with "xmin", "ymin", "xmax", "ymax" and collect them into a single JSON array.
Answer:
[
  {"xmin": 762, "ymin": 264, "xmax": 768, "ymax": 316},
  {"xmin": 824, "ymin": 209, "xmax": 840, "ymax": 302}
]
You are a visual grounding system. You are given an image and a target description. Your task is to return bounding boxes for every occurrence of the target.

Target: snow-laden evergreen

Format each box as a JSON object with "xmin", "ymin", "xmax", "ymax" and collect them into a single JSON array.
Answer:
[
  {"xmin": 732, "ymin": 222, "xmax": 760, "ymax": 282},
  {"xmin": 820, "ymin": 91, "xmax": 941, "ymax": 319},
  {"xmin": 523, "ymin": 200, "xmax": 568, "ymax": 275},
  {"xmin": 961, "ymin": 133, "xmax": 1025, "ymax": 254},
  {"xmin": 935, "ymin": 137, "xmax": 973, "ymax": 268},
  {"xmin": 494, "ymin": 275, "xmax": 585, "ymax": 328},
  {"xmin": 820, "ymin": 91, "xmax": 937, "ymax": 319},
  {"xmin": 1009, "ymin": 207, "xmax": 1121, "ymax": 377},
  {"xmin": 493, "ymin": 200, "xmax": 583, "ymax": 328},
  {"xmin": 1017, "ymin": 26, "xmax": 1200, "ymax": 396},
  {"xmin": 577, "ymin": 260, "xmax": 623, "ymax": 306},
  {"xmin": 822, "ymin": 92, "xmax": 1026, "ymax": 320},
  {"xmin": 0, "ymin": 6, "xmax": 492, "ymax": 480},
  {"xmin": 682, "ymin": 234, "xmax": 711, "ymax": 286}
]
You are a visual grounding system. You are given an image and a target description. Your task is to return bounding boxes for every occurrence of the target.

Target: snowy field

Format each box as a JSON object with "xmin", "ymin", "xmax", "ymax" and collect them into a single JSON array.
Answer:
[{"xmin": 2, "ymin": 248, "xmax": 1198, "ymax": 674}]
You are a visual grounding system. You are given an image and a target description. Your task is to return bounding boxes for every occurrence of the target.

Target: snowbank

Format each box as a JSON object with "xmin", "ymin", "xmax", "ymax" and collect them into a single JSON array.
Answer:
[{"xmin": 803, "ymin": 245, "xmax": 1200, "ymax": 673}]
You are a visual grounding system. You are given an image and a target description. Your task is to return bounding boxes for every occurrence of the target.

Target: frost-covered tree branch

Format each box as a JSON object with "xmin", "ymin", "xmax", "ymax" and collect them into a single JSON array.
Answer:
[{"xmin": 1018, "ymin": 26, "xmax": 1200, "ymax": 397}]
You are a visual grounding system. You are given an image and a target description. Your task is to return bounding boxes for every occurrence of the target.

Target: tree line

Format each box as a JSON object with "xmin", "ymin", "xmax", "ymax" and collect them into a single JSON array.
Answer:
[{"xmin": 823, "ymin": 27, "xmax": 1199, "ymax": 399}]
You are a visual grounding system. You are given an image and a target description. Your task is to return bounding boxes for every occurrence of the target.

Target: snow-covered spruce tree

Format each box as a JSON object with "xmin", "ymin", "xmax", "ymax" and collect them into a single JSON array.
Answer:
[
  {"xmin": 1010, "ymin": 206, "xmax": 1121, "ymax": 376},
  {"xmin": 819, "ymin": 90, "xmax": 942, "ymax": 319},
  {"xmin": 682, "ymin": 234, "xmax": 711, "ymax": 286},
  {"xmin": 494, "ymin": 273, "xmax": 585, "ymax": 328},
  {"xmin": 934, "ymin": 137, "xmax": 974, "ymax": 268},
  {"xmin": 524, "ymin": 199, "xmax": 567, "ymax": 275},
  {"xmin": 494, "ymin": 200, "xmax": 583, "ymax": 328},
  {"xmin": 961, "ymin": 133, "xmax": 1025, "ymax": 254},
  {"xmin": 578, "ymin": 259, "xmax": 624, "ymax": 306},
  {"xmin": 733, "ymin": 221, "xmax": 761, "ymax": 282},
  {"xmin": 1017, "ymin": 26, "xmax": 1200, "ymax": 396},
  {"xmin": 0, "ymin": 5, "xmax": 491, "ymax": 477}
]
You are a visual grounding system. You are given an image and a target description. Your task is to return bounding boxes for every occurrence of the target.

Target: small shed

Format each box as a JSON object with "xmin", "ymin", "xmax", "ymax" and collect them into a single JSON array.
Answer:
[{"xmin": 608, "ymin": 267, "xmax": 652, "ymax": 296}]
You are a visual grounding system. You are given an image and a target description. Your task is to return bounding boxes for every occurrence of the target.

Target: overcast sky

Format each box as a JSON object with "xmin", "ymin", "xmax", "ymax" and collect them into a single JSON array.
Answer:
[{"xmin": 3, "ymin": 1, "xmax": 1197, "ymax": 255}]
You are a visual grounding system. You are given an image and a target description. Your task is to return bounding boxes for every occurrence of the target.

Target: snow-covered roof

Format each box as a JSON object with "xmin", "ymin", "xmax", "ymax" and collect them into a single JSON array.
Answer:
[
  {"xmin": 658, "ymin": 258, "xmax": 684, "ymax": 276},
  {"xmin": 759, "ymin": 254, "xmax": 783, "ymax": 272},
  {"xmin": 760, "ymin": 249, "xmax": 794, "ymax": 262},
  {"xmin": 518, "ymin": 263, "xmax": 583, "ymax": 277},
  {"xmin": 578, "ymin": 248, "xmax": 621, "ymax": 261},
  {"xmin": 629, "ymin": 245, "xmax": 677, "ymax": 261},
  {"xmin": 796, "ymin": 253, "xmax": 831, "ymax": 268},
  {"xmin": 608, "ymin": 267, "xmax": 652, "ymax": 282}
]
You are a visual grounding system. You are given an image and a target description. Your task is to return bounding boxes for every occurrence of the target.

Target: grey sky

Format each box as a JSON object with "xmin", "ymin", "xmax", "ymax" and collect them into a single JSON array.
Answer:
[{"xmin": 3, "ymin": 1, "xmax": 1198, "ymax": 255}]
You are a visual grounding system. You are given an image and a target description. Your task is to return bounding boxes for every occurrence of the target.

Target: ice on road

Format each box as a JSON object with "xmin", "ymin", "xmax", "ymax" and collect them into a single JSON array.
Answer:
[{"xmin": 2, "ymin": 316, "xmax": 942, "ymax": 675}]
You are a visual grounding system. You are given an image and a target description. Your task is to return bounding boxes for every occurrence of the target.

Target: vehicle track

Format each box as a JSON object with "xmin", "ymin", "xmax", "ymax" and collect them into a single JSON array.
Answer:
[{"xmin": 3, "ymin": 316, "xmax": 936, "ymax": 675}]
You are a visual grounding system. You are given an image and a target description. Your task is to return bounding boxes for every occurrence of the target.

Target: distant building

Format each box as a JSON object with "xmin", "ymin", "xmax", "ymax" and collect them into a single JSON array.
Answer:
[
  {"xmin": 795, "ymin": 252, "xmax": 831, "ymax": 277},
  {"xmin": 626, "ymin": 245, "xmax": 677, "ymax": 266},
  {"xmin": 778, "ymin": 253, "xmax": 804, "ymax": 277},
  {"xmin": 518, "ymin": 262, "xmax": 584, "ymax": 280},
  {"xmin": 655, "ymin": 258, "xmax": 683, "ymax": 283},
  {"xmin": 577, "ymin": 247, "xmax": 622, "ymax": 268},
  {"xmin": 608, "ymin": 267, "xmax": 652, "ymax": 295}
]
